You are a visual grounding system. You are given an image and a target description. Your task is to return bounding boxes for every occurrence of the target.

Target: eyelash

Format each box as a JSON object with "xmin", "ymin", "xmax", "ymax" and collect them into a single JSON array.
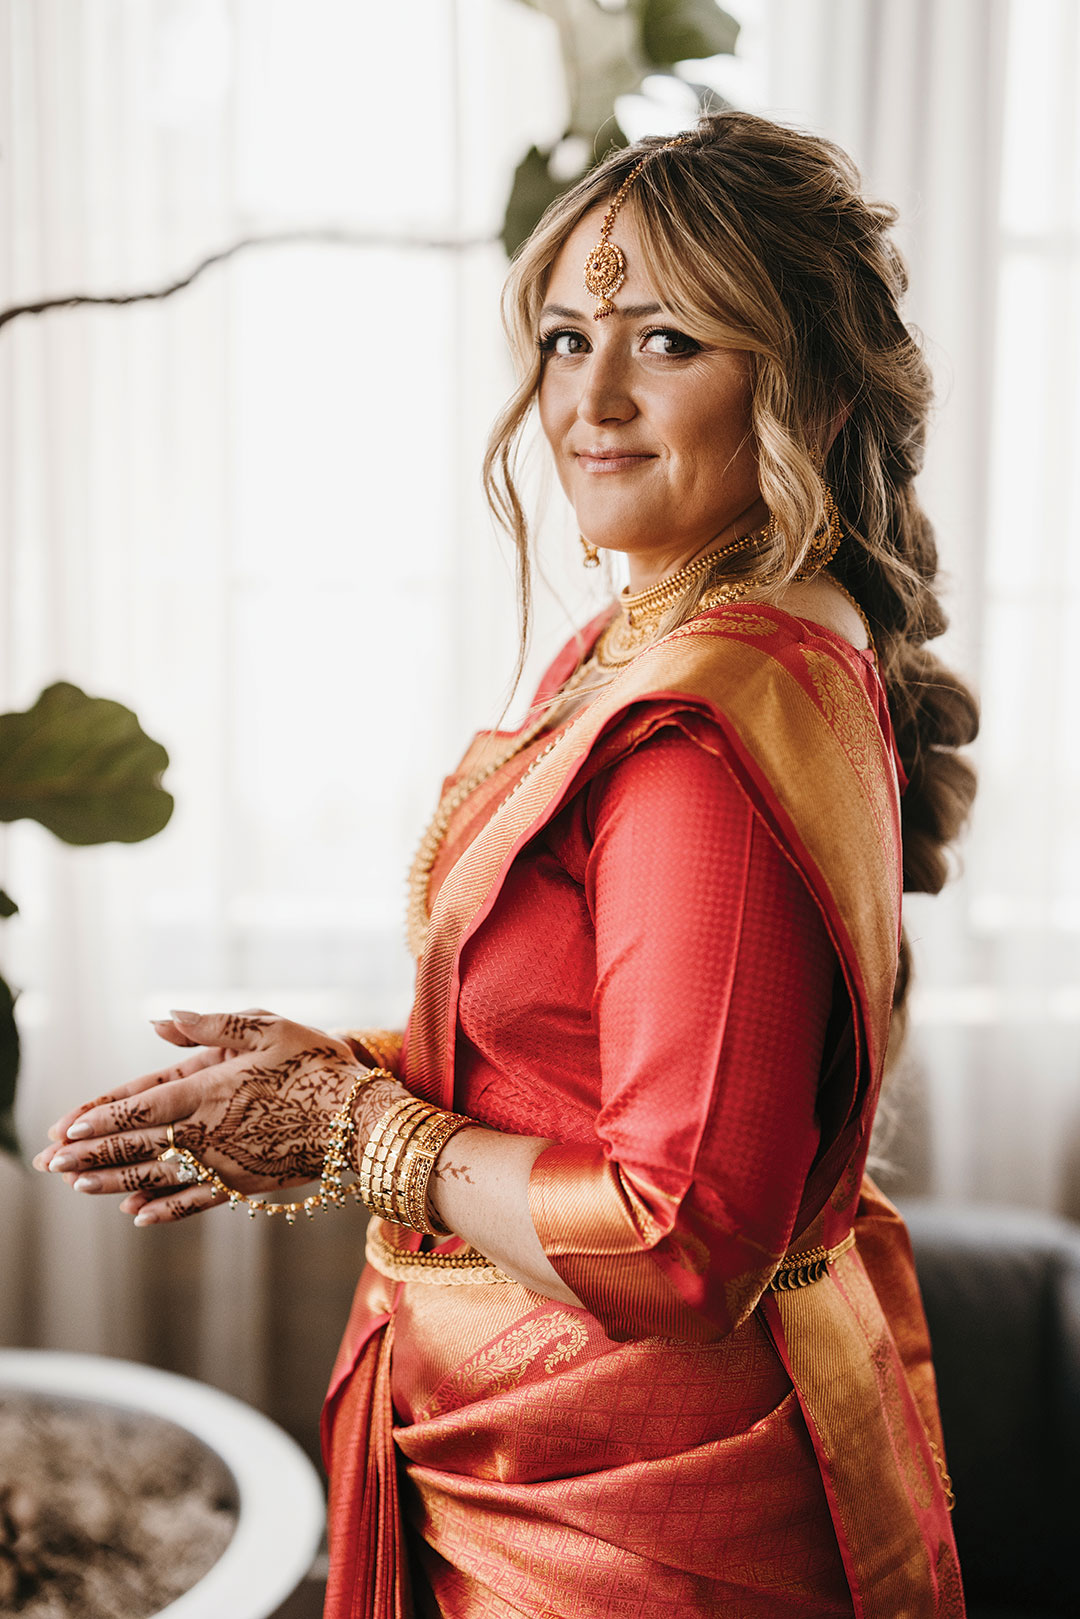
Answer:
[{"xmin": 537, "ymin": 326, "xmax": 700, "ymax": 357}]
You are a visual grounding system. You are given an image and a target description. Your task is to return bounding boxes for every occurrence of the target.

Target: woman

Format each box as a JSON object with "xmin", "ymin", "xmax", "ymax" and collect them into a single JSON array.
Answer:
[{"xmin": 36, "ymin": 112, "xmax": 976, "ymax": 1616}]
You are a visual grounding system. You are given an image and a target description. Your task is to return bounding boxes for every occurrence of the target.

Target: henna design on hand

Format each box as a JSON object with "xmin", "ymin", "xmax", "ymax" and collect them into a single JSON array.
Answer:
[
  {"xmin": 215, "ymin": 1073, "xmax": 326, "ymax": 1180},
  {"xmin": 112, "ymin": 1096, "xmax": 155, "ymax": 1131},
  {"xmin": 157, "ymin": 1188, "xmax": 225, "ymax": 1221},
  {"xmin": 118, "ymin": 1161, "xmax": 172, "ymax": 1193},
  {"xmin": 174, "ymin": 1120, "xmax": 211, "ymax": 1156},
  {"xmin": 189, "ymin": 1043, "xmax": 374, "ymax": 1182},
  {"xmin": 84, "ymin": 1132, "xmax": 159, "ymax": 1169},
  {"xmin": 220, "ymin": 1013, "xmax": 274, "ymax": 1042},
  {"xmin": 77, "ymin": 1025, "xmax": 414, "ymax": 1196}
]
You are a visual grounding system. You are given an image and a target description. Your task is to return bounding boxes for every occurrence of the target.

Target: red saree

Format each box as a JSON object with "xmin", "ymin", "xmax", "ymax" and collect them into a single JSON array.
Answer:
[{"xmin": 322, "ymin": 602, "xmax": 963, "ymax": 1618}]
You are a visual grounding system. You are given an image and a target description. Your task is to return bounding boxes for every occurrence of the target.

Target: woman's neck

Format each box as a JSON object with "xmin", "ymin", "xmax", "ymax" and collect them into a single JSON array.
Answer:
[{"xmin": 623, "ymin": 499, "xmax": 771, "ymax": 595}]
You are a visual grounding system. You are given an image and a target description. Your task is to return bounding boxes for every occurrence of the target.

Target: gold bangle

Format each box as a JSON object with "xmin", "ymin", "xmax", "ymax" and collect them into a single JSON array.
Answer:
[
  {"xmin": 372, "ymin": 1104, "xmax": 435, "ymax": 1224},
  {"xmin": 358, "ymin": 1097, "xmax": 429, "ymax": 1217},
  {"xmin": 395, "ymin": 1109, "xmax": 475, "ymax": 1235}
]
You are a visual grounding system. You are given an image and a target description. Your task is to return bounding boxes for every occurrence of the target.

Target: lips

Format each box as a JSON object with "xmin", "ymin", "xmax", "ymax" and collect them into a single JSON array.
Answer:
[{"xmin": 574, "ymin": 448, "xmax": 656, "ymax": 472}]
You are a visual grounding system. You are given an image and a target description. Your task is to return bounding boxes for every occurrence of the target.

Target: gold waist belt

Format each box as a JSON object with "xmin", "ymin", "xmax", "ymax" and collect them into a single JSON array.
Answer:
[{"xmin": 365, "ymin": 1219, "xmax": 855, "ymax": 1291}]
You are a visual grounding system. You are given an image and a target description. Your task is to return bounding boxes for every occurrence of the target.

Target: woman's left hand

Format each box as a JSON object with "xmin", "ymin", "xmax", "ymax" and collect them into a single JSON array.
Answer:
[{"xmin": 32, "ymin": 1010, "xmax": 410, "ymax": 1225}]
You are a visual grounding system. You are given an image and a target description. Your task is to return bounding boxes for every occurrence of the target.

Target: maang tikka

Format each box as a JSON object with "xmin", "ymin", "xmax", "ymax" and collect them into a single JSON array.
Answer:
[{"xmin": 583, "ymin": 135, "xmax": 695, "ymax": 319}]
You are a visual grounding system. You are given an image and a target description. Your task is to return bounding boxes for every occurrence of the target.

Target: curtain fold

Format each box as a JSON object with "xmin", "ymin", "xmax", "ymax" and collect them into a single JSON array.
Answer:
[{"xmin": 764, "ymin": 0, "xmax": 1080, "ymax": 1215}]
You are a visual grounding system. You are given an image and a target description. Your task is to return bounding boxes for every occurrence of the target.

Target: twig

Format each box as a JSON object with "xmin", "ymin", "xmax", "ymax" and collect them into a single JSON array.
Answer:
[{"xmin": 0, "ymin": 225, "xmax": 500, "ymax": 332}]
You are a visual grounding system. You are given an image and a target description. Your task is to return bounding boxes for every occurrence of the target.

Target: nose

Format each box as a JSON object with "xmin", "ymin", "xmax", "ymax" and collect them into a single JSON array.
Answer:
[{"xmin": 575, "ymin": 343, "xmax": 637, "ymax": 428}]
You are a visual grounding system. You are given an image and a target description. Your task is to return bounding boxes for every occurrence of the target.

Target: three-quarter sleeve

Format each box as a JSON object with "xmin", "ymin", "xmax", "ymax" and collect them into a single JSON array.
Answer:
[{"xmin": 528, "ymin": 720, "xmax": 839, "ymax": 1342}]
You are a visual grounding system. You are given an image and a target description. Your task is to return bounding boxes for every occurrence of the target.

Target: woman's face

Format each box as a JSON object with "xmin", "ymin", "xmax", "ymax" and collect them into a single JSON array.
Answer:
[{"xmin": 537, "ymin": 203, "xmax": 770, "ymax": 585}]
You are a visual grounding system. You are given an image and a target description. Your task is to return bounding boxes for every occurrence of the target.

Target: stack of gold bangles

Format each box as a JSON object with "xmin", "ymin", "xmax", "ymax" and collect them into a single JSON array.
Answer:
[{"xmin": 357, "ymin": 1096, "xmax": 474, "ymax": 1237}]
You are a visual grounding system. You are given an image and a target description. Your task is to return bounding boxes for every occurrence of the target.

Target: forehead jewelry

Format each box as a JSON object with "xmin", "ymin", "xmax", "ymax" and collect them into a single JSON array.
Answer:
[{"xmin": 583, "ymin": 135, "xmax": 695, "ymax": 319}]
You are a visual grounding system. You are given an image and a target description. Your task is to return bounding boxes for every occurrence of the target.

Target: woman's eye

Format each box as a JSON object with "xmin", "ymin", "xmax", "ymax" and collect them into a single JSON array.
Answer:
[
  {"xmin": 539, "ymin": 329, "xmax": 590, "ymax": 357},
  {"xmin": 642, "ymin": 328, "xmax": 699, "ymax": 356}
]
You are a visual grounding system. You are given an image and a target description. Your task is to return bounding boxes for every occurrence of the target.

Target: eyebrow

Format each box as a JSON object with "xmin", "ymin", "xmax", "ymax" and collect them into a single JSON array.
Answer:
[{"xmin": 538, "ymin": 302, "xmax": 665, "ymax": 321}]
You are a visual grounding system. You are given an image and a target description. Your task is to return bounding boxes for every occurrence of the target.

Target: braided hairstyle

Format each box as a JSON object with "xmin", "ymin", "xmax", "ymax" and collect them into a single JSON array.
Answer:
[{"xmin": 483, "ymin": 110, "xmax": 979, "ymax": 1034}]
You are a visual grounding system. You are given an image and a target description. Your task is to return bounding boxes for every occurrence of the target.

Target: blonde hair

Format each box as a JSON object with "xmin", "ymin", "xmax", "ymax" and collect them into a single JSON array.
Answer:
[{"xmin": 483, "ymin": 110, "xmax": 979, "ymax": 1027}]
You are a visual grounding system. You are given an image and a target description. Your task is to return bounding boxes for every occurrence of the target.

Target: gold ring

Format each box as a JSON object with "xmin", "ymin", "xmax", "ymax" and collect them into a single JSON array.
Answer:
[{"xmin": 166, "ymin": 1121, "xmax": 177, "ymax": 1151}]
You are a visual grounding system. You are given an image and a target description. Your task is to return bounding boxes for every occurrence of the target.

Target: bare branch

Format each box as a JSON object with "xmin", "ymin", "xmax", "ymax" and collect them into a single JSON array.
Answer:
[{"xmin": 0, "ymin": 225, "xmax": 500, "ymax": 333}]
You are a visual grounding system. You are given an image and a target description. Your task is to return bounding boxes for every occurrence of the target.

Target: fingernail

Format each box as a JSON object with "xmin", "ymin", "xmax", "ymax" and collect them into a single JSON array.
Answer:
[
  {"xmin": 134, "ymin": 1210, "xmax": 156, "ymax": 1227},
  {"xmin": 47, "ymin": 1125, "xmax": 61, "ymax": 1141},
  {"xmin": 50, "ymin": 1153, "xmax": 74, "ymax": 1172},
  {"xmin": 73, "ymin": 1175, "xmax": 101, "ymax": 1193},
  {"xmin": 66, "ymin": 1121, "xmax": 93, "ymax": 1139},
  {"xmin": 151, "ymin": 1018, "xmax": 172, "ymax": 1029},
  {"xmin": 31, "ymin": 1153, "xmax": 44, "ymax": 1171},
  {"xmin": 170, "ymin": 1009, "xmax": 199, "ymax": 1023}
]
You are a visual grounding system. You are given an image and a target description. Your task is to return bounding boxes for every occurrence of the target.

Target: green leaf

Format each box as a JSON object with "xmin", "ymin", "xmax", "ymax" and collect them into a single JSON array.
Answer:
[
  {"xmin": 502, "ymin": 146, "xmax": 573, "ymax": 259},
  {"xmin": 640, "ymin": 0, "xmax": 740, "ymax": 69},
  {"xmin": 514, "ymin": 1, "xmax": 645, "ymax": 140},
  {"xmin": 0, "ymin": 682, "xmax": 174, "ymax": 846},
  {"xmin": 0, "ymin": 890, "xmax": 17, "ymax": 918},
  {"xmin": 0, "ymin": 971, "xmax": 20, "ymax": 1160}
]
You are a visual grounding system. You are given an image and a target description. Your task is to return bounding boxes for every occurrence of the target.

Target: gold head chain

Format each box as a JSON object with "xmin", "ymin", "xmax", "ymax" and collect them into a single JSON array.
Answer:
[{"xmin": 583, "ymin": 135, "xmax": 695, "ymax": 319}]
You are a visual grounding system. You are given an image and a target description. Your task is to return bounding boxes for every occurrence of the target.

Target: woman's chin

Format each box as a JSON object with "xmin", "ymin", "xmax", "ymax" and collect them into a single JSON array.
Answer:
[{"xmin": 573, "ymin": 523, "xmax": 661, "ymax": 559}]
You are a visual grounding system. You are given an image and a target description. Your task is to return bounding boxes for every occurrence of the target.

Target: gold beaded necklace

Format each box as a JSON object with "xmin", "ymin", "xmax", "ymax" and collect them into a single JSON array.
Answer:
[
  {"xmin": 594, "ymin": 530, "xmax": 767, "ymax": 667},
  {"xmin": 405, "ymin": 658, "xmax": 602, "ymax": 957}
]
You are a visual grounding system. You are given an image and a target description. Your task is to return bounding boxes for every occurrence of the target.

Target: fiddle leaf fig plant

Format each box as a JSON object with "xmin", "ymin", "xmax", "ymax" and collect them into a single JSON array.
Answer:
[{"xmin": 0, "ymin": 682, "xmax": 174, "ymax": 1157}]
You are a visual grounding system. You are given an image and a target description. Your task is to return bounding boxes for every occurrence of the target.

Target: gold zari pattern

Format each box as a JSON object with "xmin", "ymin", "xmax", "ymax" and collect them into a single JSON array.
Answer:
[{"xmin": 406, "ymin": 510, "xmax": 874, "ymax": 956}]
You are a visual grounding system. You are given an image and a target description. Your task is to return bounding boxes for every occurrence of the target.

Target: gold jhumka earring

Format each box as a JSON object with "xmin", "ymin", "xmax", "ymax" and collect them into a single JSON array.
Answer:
[
  {"xmin": 582, "ymin": 135, "xmax": 695, "ymax": 319},
  {"xmin": 579, "ymin": 533, "xmax": 600, "ymax": 568},
  {"xmin": 768, "ymin": 452, "xmax": 844, "ymax": 578}
]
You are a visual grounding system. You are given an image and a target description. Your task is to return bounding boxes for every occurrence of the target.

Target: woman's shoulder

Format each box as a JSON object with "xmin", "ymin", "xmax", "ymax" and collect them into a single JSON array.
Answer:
[{"xmin": 571, "ymin": 600, "xmax": 904, "ymax": 803}]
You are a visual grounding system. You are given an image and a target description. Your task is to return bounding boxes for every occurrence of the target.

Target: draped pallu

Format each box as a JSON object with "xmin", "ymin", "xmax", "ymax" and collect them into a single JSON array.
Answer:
[{"xmin": 322, "ymin": 605, "xmax": 963, "ymax": 1619}]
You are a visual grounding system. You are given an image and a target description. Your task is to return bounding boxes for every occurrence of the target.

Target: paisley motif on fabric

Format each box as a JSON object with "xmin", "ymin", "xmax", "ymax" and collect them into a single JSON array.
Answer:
[
  {"xmin": 722, "ymin": 1262, "xmax": 779, "ymax": 1326},
  {"xmin": 419, "ymin": 1310, "xmax": 589, "ymax": 1421}
]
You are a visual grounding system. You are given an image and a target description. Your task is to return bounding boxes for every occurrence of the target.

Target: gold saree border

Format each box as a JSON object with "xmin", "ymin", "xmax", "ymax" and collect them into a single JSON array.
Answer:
[
  {"xmin": 407, "ymin": 615, "xmax": 901, "ymax": 1109},
  {"xmin": 765, "ymin": 1244, "xmax": 962, "ymax": 1619}
]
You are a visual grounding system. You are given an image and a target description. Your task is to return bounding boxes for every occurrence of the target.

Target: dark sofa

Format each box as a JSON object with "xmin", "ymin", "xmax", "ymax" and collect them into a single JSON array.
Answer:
[{"xmin": 902, "ymin": 1201, "xmax": 1080, "ymax": 1619}]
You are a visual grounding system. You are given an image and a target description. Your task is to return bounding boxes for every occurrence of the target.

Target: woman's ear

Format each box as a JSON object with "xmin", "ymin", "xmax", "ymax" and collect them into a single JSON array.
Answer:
[{"xmin": 824, "ymin": 401, "xmax": 852, "ymax": 451}]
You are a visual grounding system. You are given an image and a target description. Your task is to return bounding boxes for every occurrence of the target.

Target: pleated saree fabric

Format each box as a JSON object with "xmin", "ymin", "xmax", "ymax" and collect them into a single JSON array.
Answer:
[{"xmin": 322, "ymin": 603, "xmax": 964, "ymax": 1618}]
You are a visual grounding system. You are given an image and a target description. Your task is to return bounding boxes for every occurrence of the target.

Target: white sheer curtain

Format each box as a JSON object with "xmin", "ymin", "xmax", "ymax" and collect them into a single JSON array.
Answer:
[
  {"xmin": 754, "ymin": 0, "xmax": 1080, "ymax": 1213},
  {"xmin": 0, "ymin": 0, "xmax": 600, "ymax": 1431}
]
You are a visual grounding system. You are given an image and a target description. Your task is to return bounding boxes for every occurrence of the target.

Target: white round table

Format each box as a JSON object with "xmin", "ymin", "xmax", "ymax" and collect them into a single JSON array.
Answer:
[{"xmin": 0, "ymin": 1349, "xmax": 325, "ymax": 1619}]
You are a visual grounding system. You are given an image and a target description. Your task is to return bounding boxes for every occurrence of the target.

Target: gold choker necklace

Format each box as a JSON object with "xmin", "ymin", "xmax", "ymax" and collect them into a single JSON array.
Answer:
[
  {"xmin": 621, "ymin": 530, "xmax": 766, "ymax": 626},
  {"xmin": 596, "ymin": 530, "xmax": 768, "ymax": 667}
]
